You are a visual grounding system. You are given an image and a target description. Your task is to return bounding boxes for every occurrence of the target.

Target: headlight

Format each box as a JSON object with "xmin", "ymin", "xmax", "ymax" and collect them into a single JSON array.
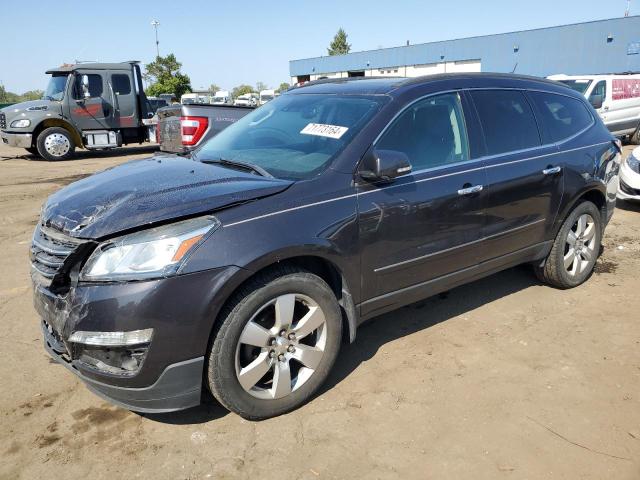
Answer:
[
  {"xmin": 626, "ymin": 152, "xmax": 640, "ymax": 173},
  {"xmin": 80, "ymin": 216, "xmax": 220, "ymax": 282},
  {"xmin": 10, "ymin": 119, "xmax": 31, "ymax": 128}
]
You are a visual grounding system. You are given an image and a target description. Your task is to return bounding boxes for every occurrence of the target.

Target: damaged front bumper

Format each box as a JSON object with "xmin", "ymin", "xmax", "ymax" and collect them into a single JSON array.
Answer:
[{"xmin": 33, "ymin": 265, "xmax": 240, "ymax": 413}]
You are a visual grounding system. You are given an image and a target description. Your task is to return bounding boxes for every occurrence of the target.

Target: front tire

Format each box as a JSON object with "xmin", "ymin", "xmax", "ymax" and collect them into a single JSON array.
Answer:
[
  {"xmin": 535, "ymin": 201, "xmax": 602, "ymax": 288},
  {"xmin": 36, "ymin": 127, "xmax": 75, "ymax": 161},
  {"xmin": 207, "ymin": 267, "xmax": 342, "ymax": 420}
]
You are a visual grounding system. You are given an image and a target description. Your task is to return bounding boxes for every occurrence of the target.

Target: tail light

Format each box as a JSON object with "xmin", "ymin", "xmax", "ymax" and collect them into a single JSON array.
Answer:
[{"xmin": 180, "ymin": 116, "xmax": 209, "ymax": 146}]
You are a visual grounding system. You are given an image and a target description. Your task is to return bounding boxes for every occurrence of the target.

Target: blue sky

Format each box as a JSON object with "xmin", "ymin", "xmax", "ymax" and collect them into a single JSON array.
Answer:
[{"xmin": 0, "ymin": 0, "xmax": 634, "ymax": 93}]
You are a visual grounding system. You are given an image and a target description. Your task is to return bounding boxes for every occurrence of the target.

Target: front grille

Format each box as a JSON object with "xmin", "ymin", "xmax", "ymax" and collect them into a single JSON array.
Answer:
[
  {"xmin": 620, "ymin": 179, "xmax": 640, "ymax": 196},
  {"xmin": 0, "ymin": 112, "xmax": 6, "ymax": 129},
  {"xmin": 30, "ymin": 224, "xmax": 84, "ymax": 287}
]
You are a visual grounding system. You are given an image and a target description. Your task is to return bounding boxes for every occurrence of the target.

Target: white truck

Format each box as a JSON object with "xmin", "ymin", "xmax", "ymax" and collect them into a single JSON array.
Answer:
[
  {"xmin": 212, "ymin": 90, "xmax": 231, "ymax": 105},
  {"xmin": 548, "ymin": 73, "xmax": 640, "ymax": 143},
  {"xmin": 234, "ymin": 93, "xmax": 258, "ymax": 107},
  {"xmin": 259, "ymin": 89, "xmax": 276, "ymax": 105}
]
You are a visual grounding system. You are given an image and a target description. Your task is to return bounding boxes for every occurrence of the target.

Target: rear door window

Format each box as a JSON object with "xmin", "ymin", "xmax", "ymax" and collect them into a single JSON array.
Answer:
[
  {"xmin": 111, "ymin": 74, "xmax": 131, "ymax": 95},
  {"xmin": 470, "ymin": 90, "xmax": 541, "ymax": 155},
  {"xmin": 528, "ymin": 91, "xmax": 594, "ymax": 143}
]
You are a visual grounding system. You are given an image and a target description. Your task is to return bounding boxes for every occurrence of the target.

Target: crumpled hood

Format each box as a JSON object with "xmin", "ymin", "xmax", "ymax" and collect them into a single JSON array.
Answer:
[{"xmin": 42, "ymin": 155, "xmax": 293, "ymax": 239}]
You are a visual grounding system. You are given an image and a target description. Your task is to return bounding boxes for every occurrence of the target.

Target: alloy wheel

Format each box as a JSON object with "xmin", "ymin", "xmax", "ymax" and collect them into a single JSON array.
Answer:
[
  {"xmin": 564, "ymin": 213, "xmax": 597, "ymax": 276},
  {"xmin": 235, "ymin": 293, "xmax": 327, "ymax": 400}
]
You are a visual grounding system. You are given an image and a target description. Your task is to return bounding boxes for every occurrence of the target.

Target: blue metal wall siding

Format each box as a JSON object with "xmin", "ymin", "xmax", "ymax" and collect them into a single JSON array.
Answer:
[{"xmin": 290, "ymin": 17, "xmax": 640, "ymax": 76}]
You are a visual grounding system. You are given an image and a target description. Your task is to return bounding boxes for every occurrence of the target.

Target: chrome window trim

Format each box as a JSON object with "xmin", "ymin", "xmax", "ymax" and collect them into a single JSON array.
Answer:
[
  {"xmin": 225, "ymin": 140, "xmax": 611, "ymax": 228},
  {"xmin": 374, "ymin": 218, "xmax": 546, "ymax": 273}
]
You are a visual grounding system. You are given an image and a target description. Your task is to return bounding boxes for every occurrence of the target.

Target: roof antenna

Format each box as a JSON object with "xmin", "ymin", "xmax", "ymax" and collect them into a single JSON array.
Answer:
[
  {"xmin": 511, "ymin": 62, "xmax": 518, "ymax": 73},
  {"xmin": 625, "ymin": 0, "xmax": 631, "ymax": 16}
]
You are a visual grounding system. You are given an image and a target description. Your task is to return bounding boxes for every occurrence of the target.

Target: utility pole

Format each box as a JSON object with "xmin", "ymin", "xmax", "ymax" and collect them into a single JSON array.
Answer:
[
  {"xmin": 625, "ymin": 0, "xmax": 631, "ymax": 16},
  {"xmin": 151, "ymin": 20, "xmax": 160, "ymax": 58}
]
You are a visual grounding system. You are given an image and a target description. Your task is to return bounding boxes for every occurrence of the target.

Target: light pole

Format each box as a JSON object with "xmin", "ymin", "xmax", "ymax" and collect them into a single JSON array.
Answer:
[{"xmin": 151, "ymin": 20, "xmax": 160, "ymax": 58}]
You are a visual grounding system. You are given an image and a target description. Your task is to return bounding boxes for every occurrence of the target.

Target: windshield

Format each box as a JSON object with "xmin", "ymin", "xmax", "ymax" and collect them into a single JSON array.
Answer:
[
  {"xmin": 43, "ymin": 74, "xmax": 68, "ymax": 101},
  {"xmin": 559, "ymin": 79, "xmax": 592, "ymax": 95},
  {"xmin": 261, "ymin": 95, "xmax": 274, "ymax": 101},
  {"xmin": 196, "ymin": 93, "xmax": 386, "ymax": 180}
]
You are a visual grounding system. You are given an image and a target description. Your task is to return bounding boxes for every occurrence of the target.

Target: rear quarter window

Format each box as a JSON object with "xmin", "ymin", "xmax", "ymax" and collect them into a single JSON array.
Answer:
[{"xmin": 528, "ymin": 91, "xmax": 593, "ymax": 143}]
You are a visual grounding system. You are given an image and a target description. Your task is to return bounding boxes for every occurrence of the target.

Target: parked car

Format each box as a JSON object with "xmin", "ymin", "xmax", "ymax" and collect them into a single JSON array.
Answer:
[
  {"xmin": 548, "ymin": 73, "xmax": 640, "ymax": 142},
  {"xmin": 618, "ymin": 146, "xmax": 640, "ymax": 201},
  {"xmin": 33, "ymin": 74, "xmax": 620, "ymax": 419},
  {"xmin": 0, "ymin": 61, "xmax": 155, "ymax": 160},
  {"xmin": 156, "ymin": 102, "xmax": 253, "ymax": 154}
]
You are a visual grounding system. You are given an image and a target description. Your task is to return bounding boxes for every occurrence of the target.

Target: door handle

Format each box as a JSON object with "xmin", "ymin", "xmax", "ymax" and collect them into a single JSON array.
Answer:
[
  {"xmin": 542, "ymin": 166, "xmax": 562, "ymax": 175},
  {"xmin": 457, "ymin": 184, "xmax": 483, "ymax": 195}
]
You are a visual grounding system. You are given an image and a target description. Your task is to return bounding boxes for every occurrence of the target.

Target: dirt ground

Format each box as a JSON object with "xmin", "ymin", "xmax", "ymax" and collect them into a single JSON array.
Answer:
[{"xmin": 1, "ymin": 142, "xmax": 639, "ymax": 480}]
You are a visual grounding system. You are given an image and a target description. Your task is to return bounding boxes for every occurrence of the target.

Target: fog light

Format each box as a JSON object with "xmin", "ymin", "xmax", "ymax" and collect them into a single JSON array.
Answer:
[
  {"xmin": 68, "ymin": 328, "xmax": 153, "ymax": 346},
  {"xmin": 77, "ymin": 345, "xmax": 149, "ymax": 375}
]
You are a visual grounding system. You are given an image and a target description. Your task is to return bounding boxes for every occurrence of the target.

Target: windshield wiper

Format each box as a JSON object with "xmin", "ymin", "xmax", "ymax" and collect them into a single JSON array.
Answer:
[{"xmin": 201, "ymin": 158, "xmax": 273, "ymax": 178}]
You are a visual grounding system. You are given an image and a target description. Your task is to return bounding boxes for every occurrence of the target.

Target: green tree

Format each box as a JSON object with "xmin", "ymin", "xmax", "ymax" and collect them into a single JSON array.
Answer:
[
  {"xmin": 276, "ymin": 82, "xmax": 290, "ymax": 94},
  {"xmin": 209, "ymin": 83, "xmax": 221, "ymax": 94},
  {"xmin": 19, "ymin": 90, "xmax": 44, "ymax": 101},
  {"xmin": 232, "ymin": 84, "xmax": 254, "ymax": 99},
  {"xmin": 327, "ymin": 28, "xmax": 351, "ymax": 56},
  {"xmin": 255, "ymin": 81, "xmax": 268, "ymax": 92},
  {"xmin": 144, "ymin": 54, "xmax": 192, "ymax": 99}
]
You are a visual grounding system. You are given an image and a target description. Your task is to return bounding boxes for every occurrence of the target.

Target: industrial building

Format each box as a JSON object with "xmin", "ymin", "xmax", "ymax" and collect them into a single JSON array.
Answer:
[{"xmin": 289, "ymin": 16, "xmax": 640, "ymax": 84}]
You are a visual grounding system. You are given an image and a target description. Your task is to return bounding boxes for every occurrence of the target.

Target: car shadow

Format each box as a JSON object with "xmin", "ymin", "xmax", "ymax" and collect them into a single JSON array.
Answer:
[
  {"xmin": 143, "ymin": 265, "xmax": 540, "ymax": 425},
  {"xmin": 139, "ymin": 399, "xmax": 230, "ymax": 424},
  {"xmin": 319, "ymin": 265, "xmax": 541, "ymax": 395}
]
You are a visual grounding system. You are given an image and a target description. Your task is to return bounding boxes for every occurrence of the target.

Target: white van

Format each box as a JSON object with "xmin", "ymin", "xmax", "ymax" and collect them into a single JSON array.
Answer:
[{"xmin": 548, "ymin": 73, "xmax": 640, "ymax": 142}]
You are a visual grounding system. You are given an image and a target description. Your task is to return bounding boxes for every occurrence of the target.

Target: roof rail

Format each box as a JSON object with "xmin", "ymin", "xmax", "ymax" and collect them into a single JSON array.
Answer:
[{"xmin": 293, "ymin": 76, "xmax": 403, "ymax": 89}]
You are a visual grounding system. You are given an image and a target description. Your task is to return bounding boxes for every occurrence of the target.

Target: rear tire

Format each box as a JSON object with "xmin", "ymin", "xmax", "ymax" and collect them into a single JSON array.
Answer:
[
  {"xmin": 535, "ymin": 201, "xmax": 602, "ymax": 288},
  {"xmin": 36, "ymin": 127, "xmax": 75, "ymax": 161},
  {"xmin": 630, "ymin": 124, "xmax": 640, "ymax": 145},
  {"xmin": 207, "ymin": 266, "xmax": 342, "ymax": 420}
]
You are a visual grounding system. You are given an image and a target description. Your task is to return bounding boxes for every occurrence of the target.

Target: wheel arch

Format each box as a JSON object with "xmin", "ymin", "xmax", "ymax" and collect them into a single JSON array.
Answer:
[
  {"xmin": 211, "ymin": 253, "xmax": 359, "ymax": 345},
  {"xmin": 552, "ymin": 185, "xmax": 607, "ymax": 240},
  {"xmin": 33, "ymin": 119, "xmax": 82, "ymax": 148}
]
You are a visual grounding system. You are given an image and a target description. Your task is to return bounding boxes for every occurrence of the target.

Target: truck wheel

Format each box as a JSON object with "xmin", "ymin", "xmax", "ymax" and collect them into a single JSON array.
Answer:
[
  {"xmin": 535, "ymin": 201, "xmax": 601, "ymax": 289},
  {"xmin": 207, "ymin": 266, "xmax": 342, "ymax": 420},
  {"xmin": 36, "ymin": 127, "xmax": 75, "ymax": 161}
]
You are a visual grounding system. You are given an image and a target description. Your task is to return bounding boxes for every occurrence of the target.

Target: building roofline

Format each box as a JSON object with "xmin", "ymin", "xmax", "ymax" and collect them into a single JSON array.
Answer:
[{"xmin": 290, "ymin": 15, "xmax": 640, "ymax": 64}]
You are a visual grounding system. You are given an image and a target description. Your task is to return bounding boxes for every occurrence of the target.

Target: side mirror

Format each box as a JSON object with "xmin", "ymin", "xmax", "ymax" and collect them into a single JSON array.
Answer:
[
  {"xmin": 590, "ymin": 94, "xmax": 603, "ymax": 110},
  {"xmin": 81, "ymin": 74, "xmax": 91, "ymax": 98},
  {"xmin": 360, "ymin": 149, "xmax": 412, "ymax": 182}
]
